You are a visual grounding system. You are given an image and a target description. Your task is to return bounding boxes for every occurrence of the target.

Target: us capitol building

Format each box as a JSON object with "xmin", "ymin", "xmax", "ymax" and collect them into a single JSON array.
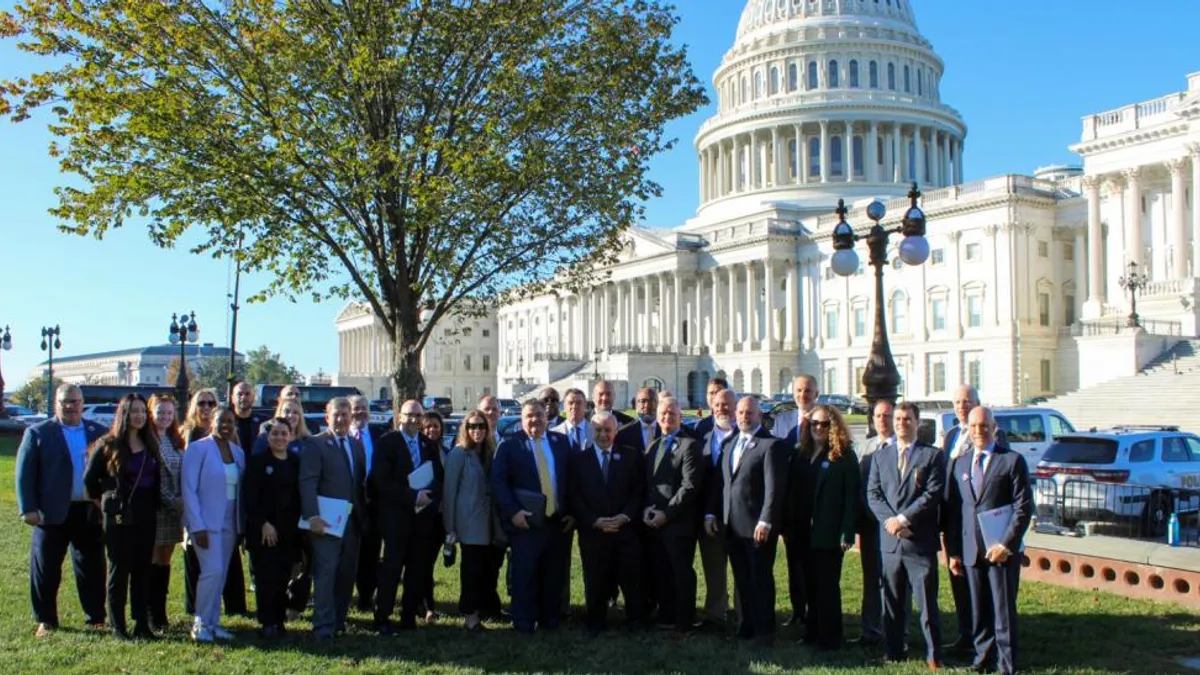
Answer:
[{"xmin": 339, "ymin": 0, "xmax": 1200, "ymax": 410}]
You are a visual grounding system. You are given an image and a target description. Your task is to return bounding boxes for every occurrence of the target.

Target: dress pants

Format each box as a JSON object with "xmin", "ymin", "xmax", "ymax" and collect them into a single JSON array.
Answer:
[
  {"xmin": 287, "ymin": 535, "xmax": 313, "ymax": 612},
  {"xmin": 966, "ymin": 557, "xmax": 1022, "ymax": 675},
  {"xmin": 803, "ymin": 547, "xmax": 846, "ymax": 649},
  {"xmin": 310, "ymin": 519, "xmax": 360, "ymax": 637},
  {"xmin": 459, "ymin": 544, "xmax": 493, "ymax": 615},
  {"xmin": 184, "ymin": 539, "xmax": 248, "ymax": 616},
  {"xmin": 250, "ymin": 536, "xmax": 297, "ymax": 628},
  {"xmin": 560, "ymin": 529, "xmax": 574, "ymax": 616},
  {"xmin": 104, "ymin": 491, "xmax": 158, "ymax": 632},
  {"xmin": 29, "ymin": 501, "xmax": 106, "ymax": 627},
  {"xmin": 646, "ymin": 532, "xmax": 696, "ymax": 631},
  {"xmin": 508, "ymin": 519, "xmax": 570, "ymax": 632},
  {"xmin": 578, "ymin": 532, "xmax": 643, "ymax": 631},
  {"xmin": 859, "ymin": 525, "xmax": 884, "ymax": 641},
  {"xmin": 423, "ymin": 520, "xmax": 442, "ymax": 614},
  {"xmin": 194, "ymin": 501, "xmax": 238, "ymax": 630},
  {"xmin": 480, "ymin": 545, "xmax": 506, "ymax": 617},
  {"xmin": 882, "ymin": 551, "xmax": 942, "ymax": 662},
  {"xmin": 698, "ymin": 530, "xmax": 731, "ymax": 624},
  {"xmin": 949, "ymin": 560, "xmax": 974, "ymax": 643},
  {"xmin": 783, "ymin": 534, "xmax": 808, "ymax": 622},
  {"xmin": 726, "ymin": 534, "xmax": 777, "ymax": 639},
  {"xmin": 354, "ymin": 507, "xmax": 382, "ymax": 611}
]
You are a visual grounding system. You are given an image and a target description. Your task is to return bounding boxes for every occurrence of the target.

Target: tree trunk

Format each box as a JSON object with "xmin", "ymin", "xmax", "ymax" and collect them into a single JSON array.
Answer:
[{"xmin": 389, "ymin": 332, "xmax": 426, "ymax": 407}]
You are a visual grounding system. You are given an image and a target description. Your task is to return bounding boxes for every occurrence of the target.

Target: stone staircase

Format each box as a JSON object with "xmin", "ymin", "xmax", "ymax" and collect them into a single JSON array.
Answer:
[{"xmin": 1043, "ymin": 339, "xmax": 1200, "ymax": 431}]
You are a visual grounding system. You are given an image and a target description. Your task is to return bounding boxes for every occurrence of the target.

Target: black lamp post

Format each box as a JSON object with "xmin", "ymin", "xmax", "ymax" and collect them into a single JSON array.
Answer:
[
  {"xmin": 592, "ymin": 348, "xmax": 603, "ymax": 381},
  {"xmin": 517, "ymin": 355, "xmax": 526, "ymax": 385},
  {"xmin": 40, "ymin": 325, "xmax": 61, "ymax": 416},
  {"xmin": 169, "ymin": 312, "xmax": 199, "ymax": 403},
  {"xmin": 830, "ymin": 183, "xmax": 929, "ymax": 433},
  {"xmin": 227, "ymin": 234, "xmax": 244, "ymax": 401},
  {"xmin": 0, "ymin": 326, "xmax": 11, "ymax": 418},
  {"xmin": 1118, "ymin": 261, "xmax": 1148, "ymax": 328}
]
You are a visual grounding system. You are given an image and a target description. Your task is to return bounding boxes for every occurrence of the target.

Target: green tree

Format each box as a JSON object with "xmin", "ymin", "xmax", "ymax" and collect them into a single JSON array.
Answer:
[
  {"xmin": 11, "ymin": 375, "xmax": 64, "ymax": 414},
  {"xmin": 1, "ymin": 0, "xmax": 706, "ymax": 402},
  {"xmin": 244, "ymin": 346, "xmax": 302, "ymax": 386},
  {"xmin": 164, "ymin": 357, "xmax": 196, "ymax": 397}
]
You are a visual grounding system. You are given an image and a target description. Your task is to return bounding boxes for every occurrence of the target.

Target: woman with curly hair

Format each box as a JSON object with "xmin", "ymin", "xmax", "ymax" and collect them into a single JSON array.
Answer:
[
  {"xmin": 784, "ymin": 403, "xmax": 860, "ymax": 651},
  {"xmin": 146, "ymin": 394, "xmax": 186, "ymax": 631},
  {"xmin": 84, "ymin": 393, "xmax": 162, "ymax": 640}
]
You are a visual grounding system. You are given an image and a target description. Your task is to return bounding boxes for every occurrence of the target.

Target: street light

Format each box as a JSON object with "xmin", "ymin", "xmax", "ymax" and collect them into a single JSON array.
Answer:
[
  {"xmin": 592, "ymin": 348, "xmax": 603, "ymax": 381},
  {"xmin": 1118, "ymin": 261, "xmax": 1149, "ymax": 328},
  {"xmin": 517, "ymin": 355, "xmax": 525, "ymax": 385},
  {"xmin": 0, "ymin": 326, "xmax": 11, "ymax": 418},
  {"xmin": 831, "ymin": 183, "xmax": 929, "ymax": 433},
  {"xmin": 169, "ymin": 311, "xmax": 199, "ymax": 403},
  {"xmin": 40, "ymin": 325, "xmax": 61, "ymax": 416}
]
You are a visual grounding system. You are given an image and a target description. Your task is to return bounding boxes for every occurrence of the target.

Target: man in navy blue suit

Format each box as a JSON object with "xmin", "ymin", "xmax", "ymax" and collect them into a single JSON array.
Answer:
[
  {"xmin": 491, "ymin": 399, "xmax": 574, "ymax": 633},
  {"xmin": 691, "ymin": 376, "xmax": 728, "ymax": 439},
  {"xmin": 944, "ymin": 407, "xmax": 1032, "ymax": 675},
  {"xmin": 15, "ymin": 384, "xmax": 109, "ymax": 638}
]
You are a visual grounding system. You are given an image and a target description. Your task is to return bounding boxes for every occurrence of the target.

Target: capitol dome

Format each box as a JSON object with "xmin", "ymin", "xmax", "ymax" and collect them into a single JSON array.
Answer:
[{"xmin": 694, "ymin": 0, "xmax": 967, "ymax": 219}]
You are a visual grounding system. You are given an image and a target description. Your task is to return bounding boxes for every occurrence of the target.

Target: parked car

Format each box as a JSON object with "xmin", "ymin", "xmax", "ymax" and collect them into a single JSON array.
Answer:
[
  {"xmin": 82, "ymin": 403, "xmax": 118, "ymax": 426},
  {"xmin": 496, "ymin": 414, "xmax": 522, "ymax": 439},
  {"xmin": 497, "ymin": 398, "xmax": 522, "ymax": 416},
  {"xmin": 5, "ymin": 404, "xmax": 46, "ymax": 425},
  {"xmin": 990, "ymin": 406, "xmax": 1076, "ymax": 470},
  {"xmin": 910, "ymin": 399, "xmax": 955, "ymax": 413},
  {"xmin": 442, "ymin": 416, "xmax": 462, "ymax": 450},
  {"xmin": 421, "ymin": 396, "xmax": 454, "ymax": 417},
  {"xmin": 1033, "ymin": 426, "xmax": 1200, "ymax": 537},
  {"xmin": 368, "ymin": 399, "xmax": 394, "ymax": 426},
  {"xmin": 817, "ymin": 394, "xmax": 866, "ymax": 415},
  {"xmin": 917, "ymin": 409, "xmax": 958, "ymax": 448}
]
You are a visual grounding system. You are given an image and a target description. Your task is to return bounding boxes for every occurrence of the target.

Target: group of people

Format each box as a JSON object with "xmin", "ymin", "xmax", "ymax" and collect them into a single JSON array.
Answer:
[{"xmin": 16, "ymin": 375, "xmax": 1032, "ymax": 675}]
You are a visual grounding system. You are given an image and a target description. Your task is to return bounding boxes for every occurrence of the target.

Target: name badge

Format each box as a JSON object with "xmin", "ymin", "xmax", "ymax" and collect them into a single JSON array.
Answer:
[
  {"xmin": 266, "ymin": 466, "xmax": 274, "ymax": 475},
  {"xmin": 961, "ymin": 473, "xmax": 970, "ymax": 482},
  {"xmin": 613, "ymin": 453, "xmax": 622, "ymax": 461},
  {"xmin": 821, "ymin": 460, "xmax": 830, "ymax": 469}
]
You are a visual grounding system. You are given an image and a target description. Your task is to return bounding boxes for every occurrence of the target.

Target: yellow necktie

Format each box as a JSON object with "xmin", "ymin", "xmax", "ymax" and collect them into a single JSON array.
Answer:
[
  {"xmin": 898, "ymin": 445, "xmax": 908, "ymax": 477},
  {"xmin": 533, "ymin": 439, "xmax": 556, "ymax": 516}
]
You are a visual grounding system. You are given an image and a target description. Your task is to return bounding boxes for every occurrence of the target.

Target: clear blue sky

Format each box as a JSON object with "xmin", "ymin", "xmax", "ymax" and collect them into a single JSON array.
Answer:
[{"xmin": 1, "ymin": 0, "xmax": 1198, "ymax": 389}]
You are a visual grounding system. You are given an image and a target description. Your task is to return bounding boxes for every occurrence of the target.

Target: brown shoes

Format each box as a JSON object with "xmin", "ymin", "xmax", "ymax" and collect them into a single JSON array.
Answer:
[{"xmin": 35, "ymin": 623, "xmax": 54, "ymax": 639}]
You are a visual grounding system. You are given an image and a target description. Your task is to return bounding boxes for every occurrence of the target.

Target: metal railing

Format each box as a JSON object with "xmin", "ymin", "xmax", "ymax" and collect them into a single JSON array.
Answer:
[
  {"xmin": 1031, "ymin": 476, "xmax": 1199, "ymax": 547},
  {"xmin": 1074, "ymin": 317, "xmax": 1183, "ymax": 337},
  {"xmin": 532, "ymin": 352, "xmax": 583, "ymax": 362}
]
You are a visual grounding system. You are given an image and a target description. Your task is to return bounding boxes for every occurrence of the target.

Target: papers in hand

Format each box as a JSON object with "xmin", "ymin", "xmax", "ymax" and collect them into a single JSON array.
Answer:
[
  {"xmin": 299, "ymin": 496, "xmax": 352, "ymax": 538},
  {"xmin": 409, "ymin": 461, "xmax": 435, "ymax": 513},
  {"xmin": 976, "ymin": 504, "xmax": 1022, "ymax": 552}
]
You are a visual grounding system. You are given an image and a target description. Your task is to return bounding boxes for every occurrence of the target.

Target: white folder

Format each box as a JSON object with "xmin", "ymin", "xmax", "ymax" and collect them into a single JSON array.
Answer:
[
  {"xmin": 298, "ymin": 496, "xmax": 353, "ymax": 538},
  {"xmin": 976, "ymin": 504, "xmax": 1023, "ymax": 552},
  {"xmin": 409, "ymin": 461, "xmax": 435, "ymax": 513}
]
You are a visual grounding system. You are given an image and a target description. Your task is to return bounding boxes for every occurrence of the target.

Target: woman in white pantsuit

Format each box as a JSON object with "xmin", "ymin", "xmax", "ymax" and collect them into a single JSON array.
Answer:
[{"xmin": 182, "ymin": 407, "xmax": 245, "ymax": 642}]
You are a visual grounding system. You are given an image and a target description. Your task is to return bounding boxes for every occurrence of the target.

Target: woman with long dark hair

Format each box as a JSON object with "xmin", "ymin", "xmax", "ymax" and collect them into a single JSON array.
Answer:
[
  {"xmin": 785, "ymin": 404, "xmax": 860, "ymax": 651},
  {"xmin": 420, "ymin": 410, "xmax": 447, "ymax": 622},
  {"xmin": 147, "ymin": 394, "xmax": 185, "ymax": 631},
  {"xmin": 243, "ymin": 418, "xmax": 301, "ymax": 638},
  {"xmin": 84, "ymin": 393, "xmax": 162, "ymax": 640},
  {"xmin": 442, "ymin": 409, "xmax": 501, "ymax": 631}
]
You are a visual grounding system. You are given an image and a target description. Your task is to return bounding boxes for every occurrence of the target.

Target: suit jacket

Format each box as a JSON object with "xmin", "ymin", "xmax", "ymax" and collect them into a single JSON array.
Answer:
[
  {"xmin": 15, "ymin": 418, "xmax": 108, "ymax": 524},
  {"xmin": 770, "ymin": 407, "xmax": 809, "ymax": 447},
  {"xmin": 243, "ymin": 449, "xmax": 301, "ymax": 540},
  {"xmin": 616, "ymin": 418, "xmax": 661, "ymax": 458},
  {"xmin": 858, "ymin": 435, "xmax": 891, "ymax": 531},
  {"xmin": 299, "ymin": 431, "xmax": 368, "ymax": 529},
  {"xmin": 442, "ymin": 446, "xmax": 494, "ymax": 546},
  {"xmin": 490, "ymin": 430, "xmax": 571, "ymax": 531},
  {"xmin": 697, "ymin": 420, "xmax": 736, "ymax": 495},
  {"xmin": 692, "ymin": 415, "xmax": 715, "ymax": 439},
  {"xmin": 182, "ymin": 436, "xmax": 246, "ymax": 535},
  {"xmin": 569, "ymin": 442, "xmax": 643, "ymax": 541},
  {"xmin": 370, "ymin": 430, "xmax": 443, "ymax": 535},
  {"xmin": 707, "ymin": 428, "xmax": 787, "ymax": 540},
  {"xmin": 643, "ymin": 428, "xmax": 702, "ymax": 537},
  {"xmin": 942, "ymin": 425, "xmax": 1009, "ymax": 459},
  {"xmin": 785, "ymin": 447, "xmax": 861, "ymax": 549},
  {"xmin": 551, "ymin": 418, "xmax": 592, "ymax": 452},
  {"xmin": 944, "ymin": 443, "xmax": 1033, "ymax": 567},
  {"xmin": 867, "ymin": 440, "xmax": 946, "ymax": 555}
]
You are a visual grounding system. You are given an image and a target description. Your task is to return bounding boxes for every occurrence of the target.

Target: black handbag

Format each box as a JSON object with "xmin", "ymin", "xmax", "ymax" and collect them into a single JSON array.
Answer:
[{"xmin": 103, "ymin": 453, "xmax": 149, "ymax": 526}]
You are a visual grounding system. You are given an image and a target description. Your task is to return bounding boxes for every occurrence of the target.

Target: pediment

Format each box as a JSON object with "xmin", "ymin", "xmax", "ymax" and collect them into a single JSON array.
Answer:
[
  {"xmin": 615, "ymin": 227, "xmax": 680, "ymax": 263},
  {"xmin": 334, "ymin": 300, "xmax": 374, "ymax": 323}
]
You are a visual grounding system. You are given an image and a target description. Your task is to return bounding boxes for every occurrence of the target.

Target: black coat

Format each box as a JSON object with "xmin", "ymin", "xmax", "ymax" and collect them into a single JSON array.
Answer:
[
  {"xmin": 643, "ymin": 429, "xmax": 702, "ymax": 537},
  {"xmin": 370, "ymin": 430, "xmax": 444, "ymax": 537},
  {"xmin": 706, "ymin": 428, "xmax": 788, "ymax": 540},
  {"xmin": 569, "ymin": 443, "xmax": 643, "ymax": 541}
]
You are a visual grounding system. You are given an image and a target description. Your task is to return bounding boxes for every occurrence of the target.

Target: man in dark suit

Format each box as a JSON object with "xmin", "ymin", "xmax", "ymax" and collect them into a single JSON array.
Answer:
[
  {"xmin": 568, "ymin": 411, "xmax": 644, "ymax": 636},
  {"xmin": 491, "ymin": 399, "xmax": 574, "ymax": 633},
  {"xmin": 691, "ymin": 376, "xmax": 729, "ymax": 439},
  {"xmin": 642, "ymin": 395, "xmax": 702, "ymax": 633},
  {"xmin": 868, "ymin": 402, "xmax": 946, "ymax": 669},
  {"xmin": 16, "ymin": 384, "xmax": 108, "ymax": 638},
  {"xmin": 773, "ymin": 373, "xmax": 818, "ymax": 627},
  {"xmin": 945, "ymin": 406, "xmax": 1033, "ymax": 675},
  {"xmin": 227, "ymin": 381, "xmax": 269, "ymax": 617},
  {"xmin": 941, "ymin": 384, "xmax": 1009, "ymax": 654},
  {"xmin": 370, "ymin": 399, "xmax": 442, "ymax": 633},
  {"xmin": 704, "ymin": 396, "xmax": 786, "ymax": 646},
  {"xmin": 299, "ymin": 397, "xmax": 368, "ymax": 641},
  {"xmin": 616, "ymin": 387, "xmax": 659, "ymax": 457},
  {"xmin": 539, "ymin": 386, "xmax": 564, "ymax": 428},
  {"xmin": 592, "ymin": 379, "xmax": 633, "ymax": 426},
  {"xmin": 697, "ymin": 387, "xmax": 736, "ymax": 628},
  {"xmin": 853, "ymin": 399, "xmax": 894, "ymax": 648},
  {"xmin": 348, "ymin": 395, "xmax": 386, "ymax": 613}
]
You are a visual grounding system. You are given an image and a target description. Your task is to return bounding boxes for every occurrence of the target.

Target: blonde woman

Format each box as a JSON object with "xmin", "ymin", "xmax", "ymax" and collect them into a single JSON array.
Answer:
[
  {"xmin": 252, "ymin": 400, "xmax": 309, "ymax": 455},
  {"xmin": 181, "ymin": 389, "xmax": 220, "ymax": 445},
  {"xmin": 147, "ymin": 394, "xmax": 185, "ymax": 631}
]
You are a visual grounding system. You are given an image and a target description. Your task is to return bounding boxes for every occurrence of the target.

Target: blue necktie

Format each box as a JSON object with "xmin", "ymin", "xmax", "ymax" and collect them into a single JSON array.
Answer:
[
  {"xmin": 408, "ymin": 436, "xmax": 421, "ymax": 468},
  {"xmin": 339, "ymin": 437, "xmax": 354, "ymax": 474},
  {"xmin": 971, "ymin": 451, "xmax": 986, "ymax": 496}
]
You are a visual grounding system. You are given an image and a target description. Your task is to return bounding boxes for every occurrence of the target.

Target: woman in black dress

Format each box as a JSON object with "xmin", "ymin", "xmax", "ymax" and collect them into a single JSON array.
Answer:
[
  {"xmin": 84, "ymin": 393, "xmax": 162, "ymax": 640},
  {"xmin": 243, "ymin": 417, "xmax": 301, "ymax": 638}
]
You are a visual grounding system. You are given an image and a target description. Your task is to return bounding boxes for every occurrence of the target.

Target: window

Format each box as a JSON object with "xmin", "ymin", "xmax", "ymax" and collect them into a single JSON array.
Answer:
[
  {"xmin": 917, "ymin": 69, "xmax": 924, "ymax": 95},
  {"xmin": 929, "ymin": 356, "xmax": 947, "ymax": 393},
  {"xmin": 754, "ymin": 71, "xmax": 763, "ymax": 99},
  {"xmin": 852, "ymin": 136, "xmax": 864, "ymax": 176},
  {"xmin": 1040, "ymin": 358, "xmax": 1052, "ymax": 391},
  {"xmin": 869, "ymin": 60, "xmax": 879, "ymax": 88},
  {"xmin": 891, "ymin": 291, "xmax": 908, "ymax": 334},
  {"xmin": 887, "ymin": 62, "xmax": 896, "ymax": 90},
  {"xmin": 824, "ymin": 266, "xmax": 835, "ymax": 280},
  {"xmin": 788, "ymin": 63, "xmax": 798, "ymax": 91},
  {"xmin": 1037, "ymin": 240, "xmax": 1049, "ymax": 257},
  {"xmin": 1161, "ymin": 437, "xmax": 1193, "ymax": 463},
  {"xmin": 1050, "ymin": 415, "xmax": 1074, "ymax": 437},
  {"xmin": 825, "ymin": 308, "xmax": 839, "ymax": 339},
  {"xmin": 853, "ymin": 307, "xmax": 866, "ymax": 337},
  {"xmin": 807, "ymin": 61, "xmax": 818, "ymax": 90},
  {"xmin": 828, "ymin": 60, "xmax": 839, "ymax": 88},
  {"xmin": 1063, "ymin": 242, "xmax": 1075, "ymax": 262},
  {"xmin": 966, "ymin": 355, "xmax": 983, "ymax": 389},
  {"xmin": 931, "ymin": 248, "xmax": 945, "ymax": 265},
  {"xmin": 1128, "ymin": 439, "xmax": 1155, "ymax": 463},
  {"xmin": 997, "ymin": 414, "xmax": 1045, "ymax": 443},
  {"xmin": 1038, "ymin": 292, "xmax": 1050, "ymax": 327},
  {"xmin": 769, "ymin": 66, "xmax": 779, "ymax": 95},
  {"xmin": 443, "ymin": 328, "xmax": 453, "ymax": 337},
  {"xmin": 463, "ymin": 354, "xmax": 472, "ymax": 371},
  {"xmin": 931, "ymin": 298, "xmax": 946, "ymax": 331},
  {"xmin": 965, "ymin": 243, "xmax": 982, "ymax": 261},
  {"xmin": 482, "ymin": 329, "xmax": 490, "ymax": 338},
  {"xmin": 830, "ymin": 136, "xmax": 843, "ymax": 176},
  {"xmin": 809, "ymin": 137, "xmax": 821, "ymax": 177},
  {"xmin": 463, "ymin": 328, "xmax": 473, "ymax": 337},
  {"xmin": 483, "ymin": 386, "xmax": 492, "ymax": 396},
  {"xmin": 853, "ymin": 365, "xmax": 866, "ymax": 396},
  {"xmin": 967, "ymin": 295, "xmax": 983, "ymax": 328},
  {"xmin": 442, "ymin": 353, "xmax": 452, "ymax": 371},
  {"xmin": 482, "ymin": 354, "xmax": 491, "ymax": 372},
  {"xmin": 823, "ymin": 364, "xmax": 839, "ymax": 394},
  {"xmin": 903, "ymin": 65, "xmax": 911, "ymax": 92},
  {"xmin": 849, "ymin": 60, "xmax": 859, "ymax": 88},
  {"xmin": 1064, "ymin": 294, "xmax": 1076, "ymax": 326}
]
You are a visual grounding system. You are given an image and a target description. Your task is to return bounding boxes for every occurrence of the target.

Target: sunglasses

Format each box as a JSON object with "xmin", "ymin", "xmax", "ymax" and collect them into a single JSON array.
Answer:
[
  {"xmin": 810, "ymin": 420, "xmax": 832, "ymax": 429},
  {"xmin": 540, "ymin": 397, "xmax": 560, "ymax": 404},
  {"xmin": 465, "ymin": 423, "xmax": 489, "ymax": 431},
  {"xmin": 197, "ymin": 400, "xmax": 218, "ymax": 408}
]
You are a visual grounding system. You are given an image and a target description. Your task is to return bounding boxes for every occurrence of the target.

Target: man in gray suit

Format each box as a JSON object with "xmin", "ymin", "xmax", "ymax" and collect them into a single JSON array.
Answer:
[
  {"xmin": 852, "ymin": 399, "xmax": 894, "ymax": 647},
  {"xmin": 299, "ymin": 397, "xmax": 367, "ymax": 641},
  {"xmin": 697, "ymin": 388, "xmax": 737, "ymax": 628},
  {"xmin": 868, "ymin": 401, "xmax": 946, "ymax": 668},
  {"xmin": 551, "ymin": 387, "xmax": 590, "ymax": 615}
]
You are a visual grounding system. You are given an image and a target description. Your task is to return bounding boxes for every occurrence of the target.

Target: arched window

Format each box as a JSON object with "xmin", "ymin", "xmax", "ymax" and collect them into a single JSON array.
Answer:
[
  {"xmin": 869, "ymin": 60, "xmax": 879, "ymax": 88},
  {"xmin": 849, "ymin": 60, "xmax": 860, "ymax": 88},
  {"xmin": 788, "ymin": 139, "xmax": 799, "ymax": 178},
  {"xmin": 788, "ymin": 63, "xmax": 799, "ymax": 91},
  {"xmin": 807, "ymin": 61, "xmax": 818, "ymax": 90},
  {"xmin": 877, "ymin": 136, "xmax": 885, "ymax": 166},
  {"xmin": 852, "ymin": 136, "xmax": 864, "ymax": 176},
  {"xmin": 740, "ymin": 76, "xmax": 748, "ymax": 104},
  {"xmin": 769, "ymin": 66, "xmax": 780, "ymax": 95},
  {"xmin": 890, "ymin": 291, "xmax": 909, "ymax": 334},
  {"xmin": 907, "ymin": 139, "xmax": 916, "ymax": 181},
  {"xmin": 754, "ymin": 71, "xmax": 763, "ymax": 99},
  {"xmin": 828, "ymin": 60, "xmax": 840, "ymax": 88},
  {"xmin": 904, "ymin": 64, "xmax": 911, "ymax": 92},
  {"xmin": 809, "ymin": 137, "xmax": 821, "ymax": 177},
  {"xmin": 830, "ymin": 135, "xmax": 843, "ymax": 176},
  {"xmin": 917, "ymin": 69, "xmax": 924, "ymax": 96},
  {"xmin": 924, "ymin": 142, "xmax": 931, "ymax": 182},
  {"xmin": 887, "ymin": 63, "xmax": 896, "ymax": 90}
]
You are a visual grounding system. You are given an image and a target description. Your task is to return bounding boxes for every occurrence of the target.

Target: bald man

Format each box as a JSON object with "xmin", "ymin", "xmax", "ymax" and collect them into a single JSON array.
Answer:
[{"xmin": 591, "ymin": 380, "xmax": 634, "ymax": 426}]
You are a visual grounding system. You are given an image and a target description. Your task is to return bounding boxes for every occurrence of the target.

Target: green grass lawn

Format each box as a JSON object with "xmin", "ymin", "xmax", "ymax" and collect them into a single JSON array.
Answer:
[{"xmin": 2, "ymin": 435, "xmax": 1197, "ymax": 673}]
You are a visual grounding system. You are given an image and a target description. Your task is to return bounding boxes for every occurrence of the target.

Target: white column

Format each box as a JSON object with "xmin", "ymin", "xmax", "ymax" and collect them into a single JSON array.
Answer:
[
  {"xmin": 764, "ymin": 260, "xmax": 776, "ymax": 349},
  {"xmin": 793, "ymin": 124, "xmax": 802, "ymax": 184},
  {"xmin": 1082, "ymin": 176, "xmax": 1106, "ymax": 315},
  {"xmin": 711, "ymin": 268, "xmax": 721, "ymax": 346},
  {"xmin": 727, "ymin": 267, "xmax": 738, "ymax": 349},
  {"xmin": 1073, "ymin": 229, "xmax": 1087, "ymax": 320},
  {"xmin": 615, "ymin": 284, "xmax": 625, "ymax": 347},
  {"xmin": 844, "ymin": 121, "xmax": 854, "ymax": 182},
  {"xmin": 955, "ymin": 138, "xmax": 964, "ymax": 184},
  {"xmin": 1169, "ymin": 158, "xmax": 1188, "ymax": 279},
  {"xmin": 745, "ymin": 261, "xmax": 757, "ymax": 347},
  {"xmin": 749, "ymin": 133, "xmax": 758, "ymax": 189},
  {"xmin": 761, "ymin": 130, "xmax": 770, "ymax": 188},
  {"xmin": 716, "ymin": 142, "xmax": 726, "ymax": 198},
  {"xmin": 656, "ymin": 273, "xmax": 667, "ymax": 348},
  {"xmin": 867, "ymin": 121, "xmax": 879, "ymax": 183},
  {"xmin": 1191, "ymin": 146, "xmax": 1200, "ymax": 277},
  {"xmin": 914, "ymin": 126, "xmax": 925, "ymax": 186},
  {"xmin": 785, "ymin": 262, "xmax": 799, "ymax": 348},
  {"xmin": 694, "ymin": 274, "xmax": 704, "ymax": 349},
  {"xmin": 673, "ymin": 272, "xmax": 683, "ymax": 349},
  {"xmin": 892, "ymin": 124, "xmax": 902, "ymax": 182},
  {"xmin": 1124, "ymin": 168, "xmax": 1143, "ymax": 269},
  {"xmin": 770, "ymin": 127, "xmax": 780, "ymax": 186},
  {"xmin": 642, "ymin": 277, "xmax": 652, "ymax": 349},
  {"xmin": 819, "ymin": 120, "xmax": 830, "ymax": 183},
  {"xmin": 800, "ymin": 125, "xmax": 811, "ymax": 183},
  {"xmin": 601, "ymin": 286, "xmax": 610, "ymax": 352}
]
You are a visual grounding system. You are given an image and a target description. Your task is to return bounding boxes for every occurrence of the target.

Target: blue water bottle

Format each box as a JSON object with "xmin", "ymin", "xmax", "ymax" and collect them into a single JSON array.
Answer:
[{"xmin": 1167, "ymin": 512, "xmax": 1180, "ymax": 547}]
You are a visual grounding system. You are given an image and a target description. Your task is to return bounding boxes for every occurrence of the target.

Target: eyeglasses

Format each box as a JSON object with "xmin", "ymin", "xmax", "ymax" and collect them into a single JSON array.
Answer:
[
  {"xmin": 810, "ymin": 420, "xmax": 832, "ymax": 429},
  {"xmin": 197, "ymin": 400, "xmax": 217, "ymax": 408},
  {"xmin": 465, "ymin": 423, "xmax": 488, "ymax": 431},
  {"xmin": 540, "ymin": 397, "xmax": 559, "ymax": 404}
]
